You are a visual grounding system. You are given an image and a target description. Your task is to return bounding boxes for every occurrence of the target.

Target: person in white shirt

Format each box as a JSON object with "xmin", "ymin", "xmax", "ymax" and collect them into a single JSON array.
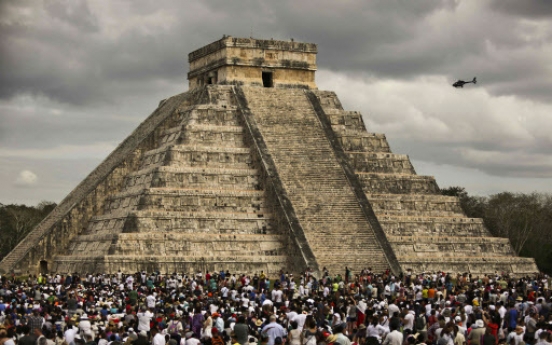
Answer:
[
  {"xmin": 126, "ymin": 276, "xmax": 134, "ymax": 290},
  {"xmin": 79, "ymin": 315, "xmax": 91, "ymax": 336},
  {"xmin": 221, "ymin": 286, "xmax": 229, "ymax": 300},
  {"xmin": 323, "ymin": 286, "xmax": 330, "ymax": 298},
  {"xmin": 184, "ymin": 332, "xmax": 200, "ymax": 345},
  {"xmin": 241, "ymin": 295, "xmax": 249, "ymax": 309},
  {"xmin": 146, "ymin": 294, "xmax": 156, "ymax": 310},
  {"xmin": 292, "ymin": 312, "xmax": 307, "ymax": 331},
  {"xmin": 382, "ymin": 324, "xmax": 403, "ymax": 345},
  {"xmin": 403, "ymin": 311, "xmax": 415, "ymax": 332},
  {"xmin": 152, "ymin": 327, "xmax": 166, "ymax": 345},
  {"xmin": 272, "ymin": 288, "xmax": 283, "ymax": 305},
  {"xmin": 366, "ymin": 316, "xmax": 388, "ymax": 341},
  {"xmin": 137, "ymin": 306, "xmax": 153, "ymax": 332},
  {"xmin": 64, "ymin": 324, "xmax": 77, "ymax": 345}
]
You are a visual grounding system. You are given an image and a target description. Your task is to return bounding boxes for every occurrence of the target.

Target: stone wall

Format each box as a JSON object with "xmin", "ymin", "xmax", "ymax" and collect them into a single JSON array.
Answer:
[
  {"xmin": 2, "ymin": 80, "xmax": 539, "ymax": 276},
  {"xmin": 48, "ymin": 85, "xmax": 302, "ymax": 275},
  {"xmin": 188, "ymin": 36, "xmax": 317, "ymax": 90},
  {"xmin": 0, "ymin": 89, "xmax": 207, "ymax": 274}
]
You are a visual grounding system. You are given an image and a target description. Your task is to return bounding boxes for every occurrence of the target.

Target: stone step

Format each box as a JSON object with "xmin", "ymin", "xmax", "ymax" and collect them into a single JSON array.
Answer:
[
  {"xmin": 367, "ymin": 194, "xmax": 463, "ymax": 216},
  {"xmin": 189, "ymin": 107, "xmax": 242, "ymax": 126},
  {"xmin": 394, "ymin": 246, "xmax": 514, "ymax": 257},
  {"xmin": 324, "ymin": 110, "xmax": 365, "ymax": 129},
  {"xmin": 346, "ymin": 152, "xmax": 416, "ymax": 175},
  {"xmin": 379, "ymin": 217, "xmax": 490, "ymax": 237},
  {"xmin": 108, "ymin": 233, "xmax": 287, "ymax": 256},
  {"xmin": 84, "ymin": 217, "xmax": 273, "ymax": 237},
  {"xmin": 135, "ymin": 189, "xmax": 270, "ymax": 213},
  {"xmin": 397, "ymin": 256, "xmax": 538, "ymax": 275},
  {"xmin": 374, "ymin": 209, "xmax": 464, "ymax": 217},
  {"xmin": 386, "ymin": 235, "xmax": 510, "ymax": 244},
  {"xmin": 308, "ymin": 239, "xmax": 383, "ymax": 249},
  {"xmin": 124, "ymin": 165, "xmax": 261, "ymax": 189},
  {"xmin": 104, "ymin": 187, "xmax": 269, "ymax": 213},
  {"xmin": 338, "ymin": 134, "xmax": 392, "ymax": 153},
  {"xmin": 179, "ymin": 124, "xmax": 247, "ymax": 148},
  {"xmin": 241, "ymin": 86, "xmax": 390, "ymax": 274},
  {"xmin": 312, "ymin": 91, "xmax": 343, "ymax": 111},
  {"xmin": 357, "ymin": 173, "xmax": 440, "ymax": 194},
  {"xmin": 52, "ymin": 254, "xmax": 288, "ymax": 275},
  {"xmin": 163, "ymin": 147, "xmax": 253, "ymax": 169}
]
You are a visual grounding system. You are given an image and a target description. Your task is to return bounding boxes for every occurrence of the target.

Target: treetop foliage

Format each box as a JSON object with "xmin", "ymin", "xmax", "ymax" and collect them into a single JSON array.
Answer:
[{"xmin": 441, "ymin": 187, "xmax": 552, "ymax": 273}]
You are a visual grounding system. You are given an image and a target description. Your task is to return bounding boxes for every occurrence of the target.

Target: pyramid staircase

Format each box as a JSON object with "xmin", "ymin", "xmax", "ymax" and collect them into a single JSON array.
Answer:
[
  {"xmin": 51, "ymin": 86, "xmax": 297, "ymax": 274},
  {"xmin": 311, "ymin": 90, "xmax": 538, "ymax": 275},
  {"xmin": 235, "ymin": 86, "xmax": 398, "ymax": 274},
  {"xmin": 0, "ymin": 85, "xmax": 539, "ymax": 276}
]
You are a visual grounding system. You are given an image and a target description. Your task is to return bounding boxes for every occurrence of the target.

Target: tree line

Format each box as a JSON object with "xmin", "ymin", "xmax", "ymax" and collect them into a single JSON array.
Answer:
[
  {"xmin": 441, "ymin": 187, "xmax": 552, "ymax": 273},
  {"xmin": 0, "ymin": 201, "xmax": 56, "ymax": 259},
  {"xmin": 1, "ymin": 191, "xmax": 551, "ymax": 273}
]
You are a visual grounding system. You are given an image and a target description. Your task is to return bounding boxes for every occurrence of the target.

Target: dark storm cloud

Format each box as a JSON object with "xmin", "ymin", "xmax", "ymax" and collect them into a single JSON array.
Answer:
[
  {"xmin": 489, "ymin": 0, "xmax": 552, "ymax": 18},
  {"xmin": 1, "ymin": 0, "xmax": 552, "ymax": 204},
  {"xmin": 1, "ymin": 0, "xmax": 550, "ymax": 106},
  {"xmin": 44, "ymin": 0, "xmax": 99, "ymax": 32},
  {"xmin": 0, "ymin": 0, "xmax": 470, "ymax": 106}
]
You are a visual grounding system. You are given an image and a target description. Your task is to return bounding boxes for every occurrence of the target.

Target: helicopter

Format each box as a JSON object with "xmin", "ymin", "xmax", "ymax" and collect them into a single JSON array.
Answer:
[{"xmin": 453, "ymin": 77, "xmax": 477, "ymax": 88}]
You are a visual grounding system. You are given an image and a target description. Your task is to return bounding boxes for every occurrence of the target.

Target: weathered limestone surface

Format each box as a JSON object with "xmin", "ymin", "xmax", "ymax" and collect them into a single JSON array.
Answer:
[
  {"xmin": 236, "ymin": 87, "xmax": 397, "ymax": 274},
  {"xmin": 188, "ymin": 36, "xmax": 317, "ymax": 89},
  {"xmin": 0, "ymin": 85, "xmax": 305, "ymax": 275},
  {"xmin": 312, "ymin": 90, "xmax": 538, "ymax": 275},
  {"xmin": 0, "ymin": 36, "xmax": 538, "ymax": 276}
]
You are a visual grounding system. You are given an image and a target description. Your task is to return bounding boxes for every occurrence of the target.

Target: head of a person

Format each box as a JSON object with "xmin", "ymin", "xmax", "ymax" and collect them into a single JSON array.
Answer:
[
  {"xmin": 334, "ymin": 322, "xmax": 347, "ymax": 334},
  {"xmin": 269, "ymin": 315, "xmax": 277, "ymax": 323},
  {"xmin": 371, "ymin": 316, "xmax": 379, "ymax": 326}
]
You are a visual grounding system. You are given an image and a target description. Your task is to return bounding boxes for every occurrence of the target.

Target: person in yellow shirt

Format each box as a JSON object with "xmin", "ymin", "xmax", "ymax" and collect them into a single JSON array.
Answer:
[{"xmin": 422, "ymin": 287, "xmax": 429, "ymax": 300}]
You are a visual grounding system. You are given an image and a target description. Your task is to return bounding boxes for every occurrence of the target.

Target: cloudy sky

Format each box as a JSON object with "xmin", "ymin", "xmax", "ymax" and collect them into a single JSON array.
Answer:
[{"xmin": 1, "ymin": 0, "xmax": 552, "ymax": 206}]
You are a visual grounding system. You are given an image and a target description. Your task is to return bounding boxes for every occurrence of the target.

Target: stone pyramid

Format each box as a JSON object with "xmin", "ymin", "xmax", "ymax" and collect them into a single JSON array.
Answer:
[{"xmin": 0, "ymin": 36, "xmax": 538, "ymax": 276}]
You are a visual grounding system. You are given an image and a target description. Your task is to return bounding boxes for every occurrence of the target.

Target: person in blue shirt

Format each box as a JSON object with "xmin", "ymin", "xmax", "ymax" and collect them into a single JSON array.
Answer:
[{"xmin": 261, "ymin": 315, "xmax": 287, "ymax": 345}]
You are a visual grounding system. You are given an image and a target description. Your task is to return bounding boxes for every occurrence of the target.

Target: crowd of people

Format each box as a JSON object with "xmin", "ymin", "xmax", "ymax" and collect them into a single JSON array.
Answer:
[{"xmin": 0, "ymin": 268, "xmax": 551, "ymax": 345}]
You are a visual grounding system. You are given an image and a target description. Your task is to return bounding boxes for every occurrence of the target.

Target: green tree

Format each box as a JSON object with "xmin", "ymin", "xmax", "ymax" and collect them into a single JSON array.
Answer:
[
  {"xmin": 440, "ymin": 186, "xmax": 486, "ymax": 219},
  {"xmin": 0, "ymin": 201, "xmax": 56, "ymax": 258},
  {"xmin": 441, "ymin": 187, "xmax": 552, "ymax": 273}
]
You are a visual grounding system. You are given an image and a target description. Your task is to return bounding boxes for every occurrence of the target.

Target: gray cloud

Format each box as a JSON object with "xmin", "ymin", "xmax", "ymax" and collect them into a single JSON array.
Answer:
[
  {"xmin": 489, "ymin": 0, "xmax": 552, "ymax": 18},
  {"xmin": 1, "ymin": 0, "xmax": 551, "ymax": 204}
]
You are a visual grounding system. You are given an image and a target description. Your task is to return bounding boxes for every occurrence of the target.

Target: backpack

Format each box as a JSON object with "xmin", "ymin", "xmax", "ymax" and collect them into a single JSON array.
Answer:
[
  {"xmin": 168, "ymin": 320, "xmax": 179, "ymax": 334},
  {"xmin": 415, "ymin": 315, "xmax": 425, "ymax": 331}
]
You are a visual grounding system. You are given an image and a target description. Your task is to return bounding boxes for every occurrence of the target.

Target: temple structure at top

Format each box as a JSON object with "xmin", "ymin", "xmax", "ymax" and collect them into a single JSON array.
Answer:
[
  {"xmin": 188, "ymin": 36, "xmax": 317, "ymax": 89},
  {"xmin": 0, "ymin": 36, "xmax": 539, "ymax": 276}
]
